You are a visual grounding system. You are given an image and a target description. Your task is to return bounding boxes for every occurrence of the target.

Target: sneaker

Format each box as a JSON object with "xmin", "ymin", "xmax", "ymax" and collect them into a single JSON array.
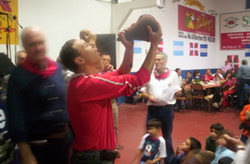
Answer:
[
  {"xmin": 116, "ymin": 151, "xmax": 121, "ymax": 158},
  {"xmin": 205, "ymin": 94, "xmax": 214, "ymax": 101},
  {"xmin": 212, "ymin": 102, "xmax": 219, "ymax": 108}
]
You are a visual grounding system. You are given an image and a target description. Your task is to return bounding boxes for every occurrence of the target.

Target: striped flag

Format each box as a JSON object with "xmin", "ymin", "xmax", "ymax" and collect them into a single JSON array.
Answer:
[
  {"xmin": 189, "ymin": 42, "xmax": 199, "ymax": 56},
  {"xmin": 157, "ymin": 38, "xmax": 163, "ymax": 53},
  {"xmin": 245, "ymin": 44, "xmax": 250, "ymax": 57},
  {"xmin": 173, "ymin": 41, "xmax": 184, "ymax": 56},
  {"xmin": 0, "ymin": 0, "xmax": 12, "ymax": 12},
  {"xmin": 200, "ymin": 44, "xmax": 208, "ymax": 57},
  {"xmin": 227, "ymin": 55, "xmax": 239, "ymax": 69},
  {"xmin": 133, "ymin": 40, "xmax": 142, "ymax": 54}
]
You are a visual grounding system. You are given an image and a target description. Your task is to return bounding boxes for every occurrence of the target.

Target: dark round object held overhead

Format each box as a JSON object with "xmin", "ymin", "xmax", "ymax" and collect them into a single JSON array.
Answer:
[{"xmin": 117, "ymin": 14, "xmax": 159, "ymax": 42}]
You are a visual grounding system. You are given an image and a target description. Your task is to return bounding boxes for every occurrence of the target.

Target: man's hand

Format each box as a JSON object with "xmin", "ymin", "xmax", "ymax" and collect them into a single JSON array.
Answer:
[
  {"xmin": 18, "ymin": 142, "xmax": 38, "ymax": 164},
  {"xmin": 80, "ymin": 29, "xmax": 96, "ymax": 44},
  {"xmin": 175, "ymin": 146, "xmax": 181, "ymax": 156},
  {"xmin": 147, "ymin": 21, "xmax": 162, "ymax": 47},
  {"xmin": 21, "ymin": 155, "xmax": 38, "ymax": 164},
  {"xmin": 174, "ymin": 90, "xmax": 183, "ymax": 98},
  {"xmin": 104, "ymin": 64, "xmax": 114, "ymax": 72},
  {"xmin": 118, "ymin": 25, "xmax": 135, "ymax": 49},
  {"xmin": 223, "ymin": 134, "xmax": 245, "ymax": 152},
  {"xmin": 148, "ymin": 95, "xmax": 157, "ymax": 103}
]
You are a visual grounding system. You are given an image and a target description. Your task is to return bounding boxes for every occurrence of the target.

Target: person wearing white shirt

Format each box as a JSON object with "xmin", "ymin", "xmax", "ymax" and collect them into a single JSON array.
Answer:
[{"xmin": 141, "ymin": 52, "xmax": 182, "ymax": 164}]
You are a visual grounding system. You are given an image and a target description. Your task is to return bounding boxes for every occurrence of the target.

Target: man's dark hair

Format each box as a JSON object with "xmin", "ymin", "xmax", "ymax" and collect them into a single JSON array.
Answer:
[
  {"xmin": 175, "ymin": 68, "xmax": 181, "ymax": 72},
  {"xmin": 101, "ymin": 53, "xmax": 111, "ymax": 57},
  {"xmin": 210, "ymin": 123, "xmax": 224, "ymax": 131},
  {"xmin": 189, "ymin": 137, "xmax": 202, "ymax": 150},
  {"xmin": 193, "ymin": 70, "xmax": 200, "ymax": 77},
  {"xmin": 242, "ymin": 59, "xmax": 248, "ymax": 65},
  {"xmin": 146, "ymin": 118, "xmax": 162, "ymax": 129},
  {"xmin": 59, "ymin": 39, "xmax": 79, "ymax": 72}
]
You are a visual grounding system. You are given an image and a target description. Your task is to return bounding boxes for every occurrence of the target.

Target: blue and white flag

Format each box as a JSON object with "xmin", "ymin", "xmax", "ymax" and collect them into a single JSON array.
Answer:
[
  {"xmin": 134, "ymin": 40, "xmax": 142, "ymax": 54},
  {"xmin": 173, "ymin": 41, "xmax": 184, "ymax": 56},
  {"xmin": 245, "ymin": 44, "xmax": 250, "ymax": 57},
  {"xmin": 200, "ymin": 44, "xmax": 208, "ymax": 57}
]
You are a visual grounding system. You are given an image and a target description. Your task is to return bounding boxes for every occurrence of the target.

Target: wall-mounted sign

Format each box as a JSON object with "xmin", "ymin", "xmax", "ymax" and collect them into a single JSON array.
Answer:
[
  {"xmin": 220, "ymin": 11, "xmax": 250, "ymax": 50},
  {"xmin": 184, "ymin": 0, "xmax": 205, "ymax": 11},
  {"xmin": 178, "ymin": 5, "xmax": 215, "ymax": 42},
  {"xmin": 0, "ymin": 0, "xmax": 19, "ymax": 45}
]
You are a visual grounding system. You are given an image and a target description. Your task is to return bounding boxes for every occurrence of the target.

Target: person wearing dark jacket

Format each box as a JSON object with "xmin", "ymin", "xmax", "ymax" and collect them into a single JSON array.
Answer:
[{"xmin": 7, "ymin": 27, "xmax": 72, "ymax": 164}]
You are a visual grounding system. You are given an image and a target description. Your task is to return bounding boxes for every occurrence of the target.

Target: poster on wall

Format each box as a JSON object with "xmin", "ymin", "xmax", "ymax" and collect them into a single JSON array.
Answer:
[
  {"xmin": 227, "ymin": 55, "xmax": 239, "ymax": 69},
  {"xmin": 220, "ymin": 11, "xmax": 250, "ymax": 50},
  {"xmin": 178, "ymin": 5, "xmax": 215, "ymax": 43},
  {"xmin": 0, "ymin": 0, "xmax": 18, "ymax": 45}
]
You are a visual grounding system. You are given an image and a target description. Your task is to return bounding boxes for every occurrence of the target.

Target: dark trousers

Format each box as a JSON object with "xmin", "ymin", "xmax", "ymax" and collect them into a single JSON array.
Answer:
[
  {"xmin": 237, "ymin": 78, "xmax": 250, "ymax": 108},
  {"xmin": 30, "ymin": 131, "xmax": 73, "ymax": 164},
  {"xmin": 147, "ymin": 105, "xmax": 176, "ymax": 164},
  {"xmin": 31, "ymin": 142, "xmax": 72, "ymax": 164},
  {"xmin": 212, "ymin": 87, "xmax": 223, "ymax": 103},
  {"xmin": 71, "ymin": 150, "xmax": 114, "ymax": 164}
]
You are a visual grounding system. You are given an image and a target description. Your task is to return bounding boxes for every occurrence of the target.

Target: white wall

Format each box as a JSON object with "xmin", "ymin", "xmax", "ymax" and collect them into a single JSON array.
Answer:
[
  {"xmin": 0, "ymin": 0, "xmax": 111, "ymax": 62},
  {"xmin": 117, "ymin": 0, "xmax": 250, "ymax": 72},
  {"xmin": 1, "ymin": 0, "xmax": 249, "ymax": 70}
]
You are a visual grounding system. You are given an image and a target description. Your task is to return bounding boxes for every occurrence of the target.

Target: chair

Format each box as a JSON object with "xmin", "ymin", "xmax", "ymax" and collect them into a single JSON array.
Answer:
[
  {"xmin": 191, "ymin": 83, "xmax": 208, "ymax": 110},
  {"xmin": 175, "ymin": 87, "xmax": 193, "ymax": 110}
]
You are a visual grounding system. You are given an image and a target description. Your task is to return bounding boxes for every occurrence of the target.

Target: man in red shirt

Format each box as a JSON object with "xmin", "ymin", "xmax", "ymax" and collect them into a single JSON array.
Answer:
[
  {"xmin": 202, "ymin": 69, "xmax": 214, "ymax": 82},
  {"xmin": 60, "ymin": 23, "xmax": 162, "ymax": 164}
]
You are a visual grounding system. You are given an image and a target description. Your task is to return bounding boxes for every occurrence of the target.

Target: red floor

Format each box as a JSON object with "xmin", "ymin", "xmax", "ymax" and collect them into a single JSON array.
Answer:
[{"xmin": 115, "ymin": 103, "xmax": 241, "ymax": 164}]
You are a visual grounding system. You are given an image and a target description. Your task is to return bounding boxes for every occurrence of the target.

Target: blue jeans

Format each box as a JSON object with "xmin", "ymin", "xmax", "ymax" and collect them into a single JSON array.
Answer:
[{"xmin": 147, "ymin": 105, "xmax": 176, "ymax": 164}]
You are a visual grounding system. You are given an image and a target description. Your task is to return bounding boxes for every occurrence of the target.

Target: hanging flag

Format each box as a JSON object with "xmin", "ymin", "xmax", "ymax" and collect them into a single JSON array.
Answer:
[
  {"xmin": 200, "ymin": 44, "xmax": 208, "ymax": 57},
  {"xmin": 245, "ymin": 44, "xmax": 250, "ymax": 57},
  {"xmin": 0, "ymin": 0, "xmax": 12, "ymax": 12},
  {"xmin": 189, "ymin": 42, "xmax": 199, "ymax": 56},
  {"xmin": 133, "ymin": 40, "xmax": 142, "ymax": 54},
  {"xmin": 227, "ymin": 55, "xmax": 239, "ymax": 69},
  {"xmin": 0, "ymin": 0, "xmax": 19, "ymax": 45},
  {"xmin": 173, "ymin": 41, "xmax": 184, "ymax": 56},
  {"xmin": 157, "ymin": 38, "xmax": 163, "ymax": 53}
]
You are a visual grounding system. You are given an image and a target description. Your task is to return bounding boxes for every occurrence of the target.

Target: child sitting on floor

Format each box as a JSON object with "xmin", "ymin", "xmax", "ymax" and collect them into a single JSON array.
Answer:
[
  {"xmin": 174, "ymin": 137, "xmax": 201, "ymax": 164},
  {"xmin": 210, "ymin": 130, "xmax": 235, "ymax": 164},
  {"xmin": 132, "ymin": 119, "xmax": 166, "ymax": 164},
  {"xmin": 205, "ymin": 123, "xmax": 224, "ymax": 152},
  {"xmin": 239, "ymin": 97, "xmax": 250, "ymax": 144}
]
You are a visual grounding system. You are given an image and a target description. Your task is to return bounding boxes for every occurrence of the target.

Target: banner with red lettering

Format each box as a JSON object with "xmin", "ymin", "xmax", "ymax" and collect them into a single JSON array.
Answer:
[
  {"xmin": 220, "ymin": 11, "xmax": 250, "ymax": 50},
  {"xmin": 178, "ymin": 5, "xmax": 215, "ymax": 42}
]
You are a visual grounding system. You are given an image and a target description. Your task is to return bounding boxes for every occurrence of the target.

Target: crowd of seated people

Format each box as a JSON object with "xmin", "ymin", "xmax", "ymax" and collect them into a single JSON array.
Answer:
[{"xmin": 174, "ymin": 63, "xmax": 250, "ymax": 111}]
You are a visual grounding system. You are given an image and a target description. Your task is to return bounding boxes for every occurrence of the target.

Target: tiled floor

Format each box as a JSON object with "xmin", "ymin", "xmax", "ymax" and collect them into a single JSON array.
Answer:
[{"xmin": 114, "ymin": 103, "xmax": 241, "ymax": 164}]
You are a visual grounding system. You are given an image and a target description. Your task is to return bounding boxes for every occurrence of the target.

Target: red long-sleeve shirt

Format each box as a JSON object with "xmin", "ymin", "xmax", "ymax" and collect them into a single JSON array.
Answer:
[
  {"xmin": 202, "ymin": 74, "xmax": 214, "ymax": 82},
  {"xmin": 67, "ymin": 68, "xmax": 150, "ymax": 151}
]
